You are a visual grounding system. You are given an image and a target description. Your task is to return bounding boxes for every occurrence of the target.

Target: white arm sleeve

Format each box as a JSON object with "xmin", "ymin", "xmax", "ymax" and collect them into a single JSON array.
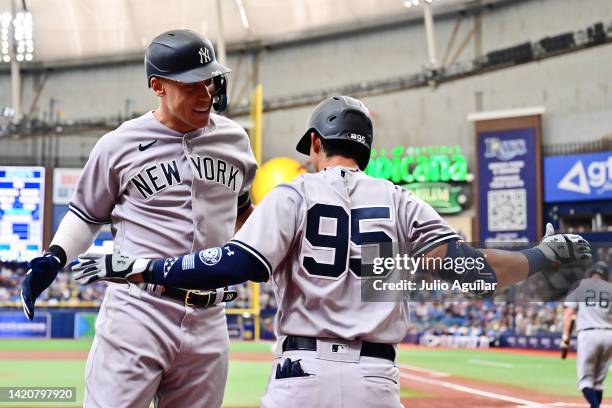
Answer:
[{"xmin": 50, "ymin": 211, "xmax": 101, "ymax": 262}]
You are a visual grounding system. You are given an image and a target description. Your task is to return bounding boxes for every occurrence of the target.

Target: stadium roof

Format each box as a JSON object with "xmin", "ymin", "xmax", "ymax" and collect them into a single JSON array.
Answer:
[{"xmin": 0, "ymin": 0, "xmax": 508, "ymax": 63}]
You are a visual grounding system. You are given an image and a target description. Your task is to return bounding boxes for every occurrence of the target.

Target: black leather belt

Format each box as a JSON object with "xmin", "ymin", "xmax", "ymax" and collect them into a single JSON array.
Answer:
[
  {"xmin": 160, "ymin": 287, "xmax": 238, "ymax": 308},
  {"xmin": 282, "ymin": 335, "xmax": 396, "ymax": 362},
  {"xmin": 581, "ymin": 327, "xmax": 612, "ymax": 332}
]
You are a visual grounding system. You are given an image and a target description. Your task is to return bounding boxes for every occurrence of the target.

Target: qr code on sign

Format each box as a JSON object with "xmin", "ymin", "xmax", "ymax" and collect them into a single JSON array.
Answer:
[{"xmin": 487, "ymin": 189, "xmax": 527, "ymax": 231}]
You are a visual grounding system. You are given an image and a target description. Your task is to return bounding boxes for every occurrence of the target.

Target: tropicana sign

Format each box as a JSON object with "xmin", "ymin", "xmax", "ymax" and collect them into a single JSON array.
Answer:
[{"xmin": 364, "ymin": 145, "xmax": 473, "ymax": 214}]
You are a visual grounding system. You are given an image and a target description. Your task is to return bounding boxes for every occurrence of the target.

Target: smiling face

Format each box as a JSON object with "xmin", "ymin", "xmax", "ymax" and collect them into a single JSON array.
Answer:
[{"xmin": 151, "ymin": 77, "xmax": 216, "ymax": 133}]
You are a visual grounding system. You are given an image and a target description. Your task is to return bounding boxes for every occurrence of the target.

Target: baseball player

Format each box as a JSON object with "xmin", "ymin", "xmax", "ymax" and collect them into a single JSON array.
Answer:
[
  {"xmin": 562, "ymin": 261, "xmax": 612, "ymax": 408},
  {"xmin": 20, "ymin": 30, "xmax": 257, "ymax": 408},
  {"xmin": 73, "ymin": 96, "xmax": 591, "ymax": 408}
]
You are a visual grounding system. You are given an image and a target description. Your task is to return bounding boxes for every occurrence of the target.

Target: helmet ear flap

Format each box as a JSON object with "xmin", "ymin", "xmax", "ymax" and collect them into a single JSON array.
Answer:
[{"xmin": 212, "ymin": 75, "xmax": 228, "ymax": 112}]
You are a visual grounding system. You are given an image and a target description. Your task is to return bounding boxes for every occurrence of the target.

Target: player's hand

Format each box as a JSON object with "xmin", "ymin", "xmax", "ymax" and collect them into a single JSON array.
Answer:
[
  {"xmin": 560, "ymin": 335, "xmax": 570, "ymax": 359},
  {"xmin": 72, "ymin": 253, "xmax": 152, "ymax": 285},
  {"xmin": 535, "ymin": 223, "xmax": 591, "ymax": 266},
  {"xmin": 20, "ymin": 253, "xmax": 62, "ymax": 320}
]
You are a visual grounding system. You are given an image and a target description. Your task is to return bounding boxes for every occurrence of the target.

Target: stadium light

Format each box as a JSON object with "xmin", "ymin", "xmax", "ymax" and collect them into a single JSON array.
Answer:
[
  {"xmin": 1, "ymin": 12, "xmax": 9, "ymax": 62},
  {"xmin": 235, "ymin": 0, "xmax": 250, "ymax": 30},
  {"xmin": 404, "ymin": 0, "xmax": 440, "ymax": 8},
  {"xmin": 0, "ymin": 10, "xmax": 33, "ymax": 63}
]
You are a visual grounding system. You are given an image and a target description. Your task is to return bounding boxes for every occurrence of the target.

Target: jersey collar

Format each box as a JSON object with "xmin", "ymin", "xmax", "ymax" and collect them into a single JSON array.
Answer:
[
  {"xmin": 323, "ymin": 166, "xmax": 360, "ymax": 172},
  {"xmin": 148, "ymin": 111, "xmax": 217, "ymax": 137}
]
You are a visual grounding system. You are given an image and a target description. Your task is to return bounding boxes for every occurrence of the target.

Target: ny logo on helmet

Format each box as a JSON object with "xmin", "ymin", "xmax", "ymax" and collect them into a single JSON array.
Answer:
[{"xmin": 199, "ymin": 47, "xmax": 211, "ymax": 64}]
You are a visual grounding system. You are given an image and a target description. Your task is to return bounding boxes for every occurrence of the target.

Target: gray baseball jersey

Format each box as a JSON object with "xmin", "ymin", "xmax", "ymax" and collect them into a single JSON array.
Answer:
[
  {"xmin": 71, "ymin": 111, "xmax": 257, "ymax": 408},
  {"xmin": 564, "ymin": 278, "xmax": 612, "ymax": 332},
  {"xmin": 565, "ymin": 278, "xmax": 612, "ymax": 391},
  {"xmin": 232, "ymin": 166, "xmax": 459, "ymax": 344},
  {"xmin": 70, "ymin": 111, "xmax": 257, "ymax": 256}
]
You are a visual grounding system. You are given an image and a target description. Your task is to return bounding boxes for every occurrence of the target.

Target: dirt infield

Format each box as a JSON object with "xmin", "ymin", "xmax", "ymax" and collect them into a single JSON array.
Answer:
[
  {"xmin": 487, "ymin": 346, "xmax": 577, "ymax": 359},
  {"xmin": 230, "ymin": 351, "xmax": 273, "ymax": 362},
  {"xmin": 398, "ymin": 343, "xmax": 578, "ymax": 359},
  {"xmin": 0, "ymin": 350, "xmax": 89, "ymax": 360},
  {"xmin": 230, "ymin": 349, "xmax": 596, "ymax": 408},
  {"xmin": 0, "ymin": 350, "xmax": 272, "ymax": 361},
  {"xmin": 397, "ymin": 364, "xmax": 594, "ymax": 408}
]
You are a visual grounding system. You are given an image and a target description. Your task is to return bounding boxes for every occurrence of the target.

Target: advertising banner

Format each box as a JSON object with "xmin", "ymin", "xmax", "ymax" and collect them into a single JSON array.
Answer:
[
  {"xmin": 544, "ymin": 151, "xmax": 612, "ymax": 203},
  {"xmin": 476, "ymin": 129, "xmax": 540, "ymax": 243},
  {"xmin": 365, "ymin": 145, "xmax": 472, "ymax": 214},
  {"xmin": 0, "ymin": 312, "xmax": 50, "ymax": 338},
  {"xmin": 0, "ymin": 166, "xmax": 45, "ymax": 261},
  {"xmin": 74, "ymin": 312, "xmax": 97, "ymax": 338},
  {"xmin": 52, "ymin": 168, "xmax": 82, "ymax": 205},
  {"xmin": 501, "ymin": 334, "xmax": 575, "ymax": 351}
]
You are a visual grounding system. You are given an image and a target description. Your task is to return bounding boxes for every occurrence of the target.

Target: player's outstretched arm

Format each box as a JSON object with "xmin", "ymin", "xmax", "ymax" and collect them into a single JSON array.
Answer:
[
  {"xmin": 21, "ymin": 212, "xmax": 100, "ymax": 320},
  {"xmin": 424, "ymin": 223, "xmax": 591, "ymax": 291},
  {"xmin": 73, "ymin": 243, "xmax": 269, "ymax": 289},
  {"xmin": 424, "ymin": 241, "xmax": 528, "ymax": 290}
]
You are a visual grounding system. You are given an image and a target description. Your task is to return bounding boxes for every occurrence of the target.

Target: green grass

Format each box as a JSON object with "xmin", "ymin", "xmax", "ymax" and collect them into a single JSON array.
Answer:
[
  {"xmin": 0, "ymin": 338, "xmax": 271, "ymax": 353},
  {"xmin": 0, "ymin": 338, "xmax": 91, "ymax": 407},
  {"xmin": 0, "ymin": 339, "xmax": 93, "ymax": 351},
  {"xmin": 0, "ymin": 339, "xmax": 272, "ymax": 407},
  {"xmin": 0, "ymin": 360, "xmax": 86, "ymax": 407},
  {"xmin": 400, "ymin": 387, "xmax": 428, "ymax": 398},
  {"xmin": 2, "ymin": 339, "xmax": 606, "ymax": 406},
  {"xmin": 228, "ymin": 340, "xmax": 274, "ymax": 354},
  {"xmin": 397, "ymin": 347, "xmax": 612, "ymax": 397},
  {"xmin": 225, "ymin": 361, "xmax": 271, "ymax": 406}
]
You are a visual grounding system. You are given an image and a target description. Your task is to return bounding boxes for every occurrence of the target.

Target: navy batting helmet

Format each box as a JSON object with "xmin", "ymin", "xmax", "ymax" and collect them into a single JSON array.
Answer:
[
  {"xmin": 145, "ymin": 30, "xmax": 231, "ymax": 112},
  {"xmin": 589, "ymin": 261, "xmax": 609, "ymax": 280},
  {"xmin": 296, "ymin": 96, "xmax": 373, "ymax": 170}
]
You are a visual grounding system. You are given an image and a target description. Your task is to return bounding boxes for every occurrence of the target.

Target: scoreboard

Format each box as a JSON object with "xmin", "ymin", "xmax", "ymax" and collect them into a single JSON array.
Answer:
[{"xmin": 0, "ymin": 166, "xmax": 45, "ymax": 261}]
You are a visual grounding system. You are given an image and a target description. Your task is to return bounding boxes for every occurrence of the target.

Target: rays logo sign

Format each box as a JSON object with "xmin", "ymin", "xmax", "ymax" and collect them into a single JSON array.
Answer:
[
  {"xmin": 483, "ymin": 137, "xmax": 527, "ymax": 161},
  {"xmin": 544, "ymin": 151, "xmax": 612, "ymax": 202}
]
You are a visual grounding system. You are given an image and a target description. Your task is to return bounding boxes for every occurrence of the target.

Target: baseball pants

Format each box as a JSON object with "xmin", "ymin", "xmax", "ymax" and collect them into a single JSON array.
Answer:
[
  {"xmin": 577, "ymin": 329, "xmax": 612, "ymax": 391},
  {"xmin": 261, "ymin": 339, "xmax": 403, "ymax": 408},
  {"xmin": 83, "ymin": 284, "xmax": 229, "ymax": 408}
]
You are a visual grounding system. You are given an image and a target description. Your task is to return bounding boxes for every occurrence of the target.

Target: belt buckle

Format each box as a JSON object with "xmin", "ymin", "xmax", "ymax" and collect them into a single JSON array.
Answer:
[{"xmin": 184, "ymin": 290, "xmax": 198, "ymax": 307}]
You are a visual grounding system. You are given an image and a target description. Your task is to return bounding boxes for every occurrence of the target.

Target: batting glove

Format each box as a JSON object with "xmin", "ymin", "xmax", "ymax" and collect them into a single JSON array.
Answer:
[
  {"xmin": 20, "ymin": 253, "xmax": 62, "ymax": 320},
  {"xmin": 535, "ymin": 223, "xmax": 591, "ymax": 266},
  {"xmin": 72, "ymin": 253, "xmax": 152, "ymax": 285}
]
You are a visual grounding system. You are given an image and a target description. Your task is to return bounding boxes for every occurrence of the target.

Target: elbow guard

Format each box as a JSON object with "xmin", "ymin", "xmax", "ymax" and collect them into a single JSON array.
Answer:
[{"xmin": 145, "ymin": 244, "xmax": 269, "ymax": 290}]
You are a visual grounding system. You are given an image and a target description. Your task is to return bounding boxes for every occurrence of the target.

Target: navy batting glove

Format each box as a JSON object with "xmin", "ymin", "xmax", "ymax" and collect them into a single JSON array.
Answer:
[
  {"xmin": 275, "ymin": 358, "xmax": 309, "ymax": 379},
  {"xmin": 20, "ymin": 254, "xmax": 62, "ymax": 320}
]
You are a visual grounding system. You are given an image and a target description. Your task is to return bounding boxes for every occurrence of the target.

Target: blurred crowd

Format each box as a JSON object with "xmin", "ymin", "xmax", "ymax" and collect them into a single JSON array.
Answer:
[
  {"xmin": 0, "ymin": 261, "xmax": 107, "ymax": 305},
  {"xmin": 257, "ymin": 283, "xmax": 568, "ymax": 337},
  {"xmin": 406, "ymin": 300, "xmax": 565, "ymax": 337},
  {"xmin": 0, "ymin": 258, "xmax": 604, "ymax": 338},
  {"xmin": 0, "ymin": 260, "xmax": 256, "ymax": 307},
  {"xmin": 0, "ymin": 260, "xmax": 260, "ymax": 309}
]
